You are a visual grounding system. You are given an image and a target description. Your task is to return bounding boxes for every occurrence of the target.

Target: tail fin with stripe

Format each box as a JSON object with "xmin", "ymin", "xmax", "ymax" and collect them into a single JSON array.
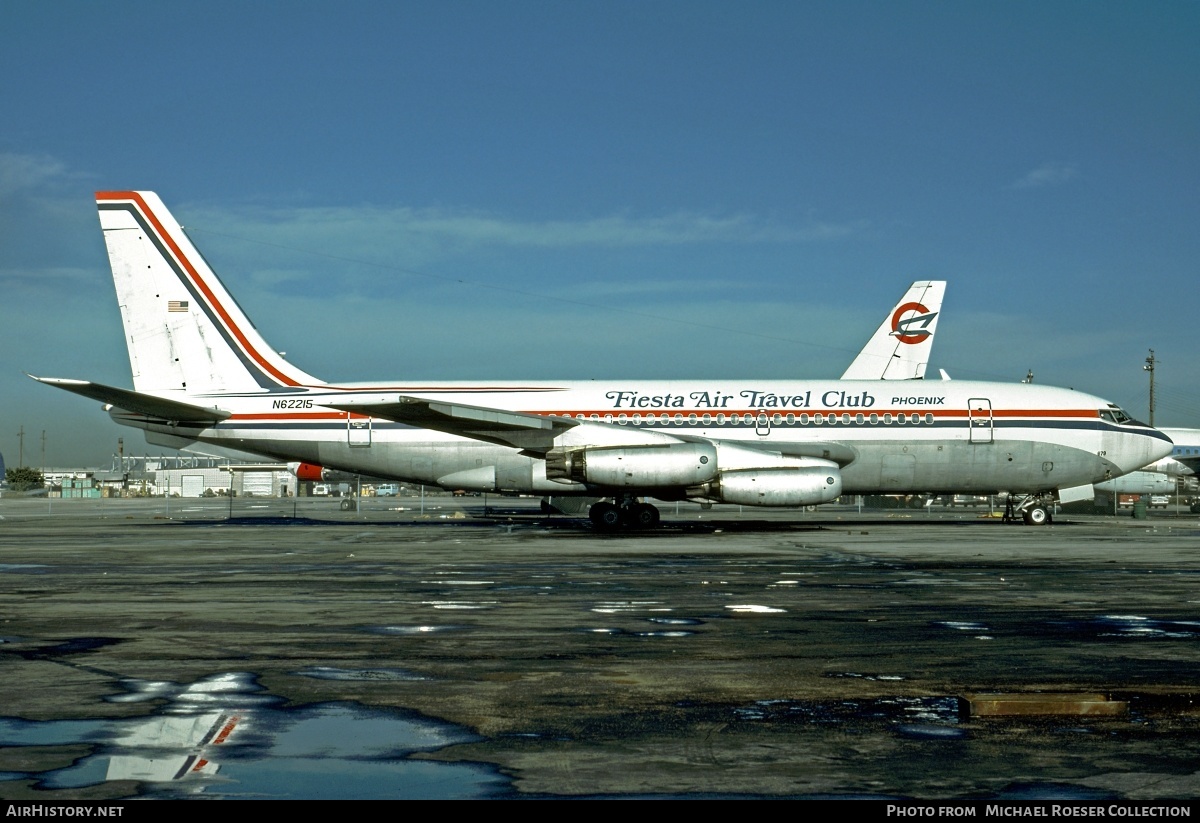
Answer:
[
  {"xmin": 96, "ymin": 191, "xmax": 322, "ymax": 396},
  {"xmin": 840, "ymin": 280, "xmax": 944, "ymax": 380}
]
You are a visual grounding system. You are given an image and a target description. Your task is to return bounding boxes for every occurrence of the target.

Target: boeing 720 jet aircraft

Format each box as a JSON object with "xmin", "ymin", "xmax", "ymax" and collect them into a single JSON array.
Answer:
[{"xmin": 31, "ymin": 192, "xmax": 1172, "ymax": 528}]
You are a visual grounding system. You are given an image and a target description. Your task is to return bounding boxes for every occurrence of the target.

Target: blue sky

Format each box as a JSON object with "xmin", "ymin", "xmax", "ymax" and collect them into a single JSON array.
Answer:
[{"xmin": 2, "ymin": 0, "xmax": 1198, "ymax": 467}]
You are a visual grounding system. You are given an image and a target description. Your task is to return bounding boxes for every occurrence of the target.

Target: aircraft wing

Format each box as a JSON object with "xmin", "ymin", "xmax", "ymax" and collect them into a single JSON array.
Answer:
[
  {"xmin": 28, "ymin": 376, "xmax": 231, "ymax": 424},
  {"xmin": 326, "ymin": 395, "xmax": 580, "ymax": 452}
]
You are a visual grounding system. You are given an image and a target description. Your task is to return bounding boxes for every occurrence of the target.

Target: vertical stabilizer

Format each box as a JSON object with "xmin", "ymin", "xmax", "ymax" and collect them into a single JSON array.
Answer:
[
  {"xmin": 841, "ymin": 281, "xmax": 945, "ymax": 380},
  {"xmin": 97, "ymin": 191, "xmax": 322, "ymax": 396}
]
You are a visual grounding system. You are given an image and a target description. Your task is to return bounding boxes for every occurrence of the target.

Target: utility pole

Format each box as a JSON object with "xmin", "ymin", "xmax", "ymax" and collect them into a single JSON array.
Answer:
[
  {"xmin": 17, "ymin": 426, "xmax": 24, "ymax": 468},
  {"xmin": 1144, "ymin": 349, "xmax": 1156, "ymax": 427},
  {"xmin": 41, "ymin": 430, "xmax": 45, "ymax": 476}
]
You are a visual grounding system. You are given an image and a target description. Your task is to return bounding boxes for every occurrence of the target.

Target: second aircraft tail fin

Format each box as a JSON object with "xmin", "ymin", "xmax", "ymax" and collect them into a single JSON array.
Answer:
[{"xmin": 841, "ymin": 280, "xmax": 944, "ymax": 380}]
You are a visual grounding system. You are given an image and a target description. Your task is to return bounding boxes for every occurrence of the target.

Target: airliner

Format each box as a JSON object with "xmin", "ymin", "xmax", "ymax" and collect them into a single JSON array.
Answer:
[
  {"xmin": 1145, "ymin": 428, "xmax": 1200, "ymax": 478},
  {"xmin": 30, "ymin": 191, "xmax": 1171, "ymax": 528}
]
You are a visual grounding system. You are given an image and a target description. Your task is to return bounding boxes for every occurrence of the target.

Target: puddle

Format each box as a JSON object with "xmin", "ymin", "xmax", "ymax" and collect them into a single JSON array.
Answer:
[
  {"xmin": 365, "ymin": 625, "xmax": 463, "ymax": 635},
  {"xmin": 992, "ymin": 782, "xmax": 1117, "ymax": 800},
  {"xmin": 731, "ymin": 696, "xmax": 962, "ymax": 729},
  {"xmin": 0, "ymin": 673, "xmax": 509, "ymax": 799},
  {"xmin": 826, "ymin": 671, "xmax": 906, "ymax": 681},
  {"xmin": 634, "ymin": 631, "xmax": 696, "ymax": 637},
  {"xmin": 896, "ymin": 723, "xmax": 968, "ymax": 740},
  {"xmin": 935, "ymin": 621, "xmax": 989, "ymax": 632},
  {"xmin": 15, "ymin": 637, "xmax": 121, "ymax": 660},
  {"xmin": 580, "ymin": 627, "xmax": 696, "ymax": 638},
  {"xmin": 591, "ymin": 601, "xmax": 664, "ymax": 614},
  {"xmin": 298, "ymin": 666, "xmax": 428, "ymax": 682},
  {"xmin": 1039, "ymin": 615, "xmax": 1200, "ymax": 641}
]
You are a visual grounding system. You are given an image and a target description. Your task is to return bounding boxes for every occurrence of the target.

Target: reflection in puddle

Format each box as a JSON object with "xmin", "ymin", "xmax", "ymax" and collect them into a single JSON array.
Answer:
[{"xmin": 0, "ymin": 673, "xmax": 508, "ymax": 799}]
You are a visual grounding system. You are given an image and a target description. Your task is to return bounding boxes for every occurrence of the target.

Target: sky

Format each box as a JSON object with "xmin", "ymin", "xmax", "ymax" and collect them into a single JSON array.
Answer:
[{"xmin": 1, "ymin": 0, "xmax": 1198, "ymax": 467}]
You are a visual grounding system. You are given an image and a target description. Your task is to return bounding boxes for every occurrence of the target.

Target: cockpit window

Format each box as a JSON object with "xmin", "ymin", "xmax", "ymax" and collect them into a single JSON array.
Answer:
[{"xmin": 1102, "ymin": 405, "xmax": 1132, "ymax": 425}]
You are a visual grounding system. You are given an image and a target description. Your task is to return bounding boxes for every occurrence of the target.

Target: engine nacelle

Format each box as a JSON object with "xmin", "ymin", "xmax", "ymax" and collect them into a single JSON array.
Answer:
[
  {"xmin": 287, "ymin": 462, "xmax": 368, "ymax": 483},
  {"xmin": 709, "ymin": 466, "xmax": 842, "ymax": 507},
  {"xmin": 288, "ymin": 462, "xmax": 329, "ymax": 482},
  {"xmin": 1094, "ymin": 471, "xmax": 1175, "ymax": 495},
  {"xmin": 545, "ymin": 442, "xmax": 718, "ymax": 487}
]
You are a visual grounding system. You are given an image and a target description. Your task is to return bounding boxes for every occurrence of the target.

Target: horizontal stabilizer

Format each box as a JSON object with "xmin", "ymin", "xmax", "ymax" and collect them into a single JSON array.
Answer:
[
  {"xmin": 28, "ymin": 375, "xmax": 231, "ymax": 424},
  {"xmin": 327, "ymin": 395, "xmax": 578, "ymax": 452}
]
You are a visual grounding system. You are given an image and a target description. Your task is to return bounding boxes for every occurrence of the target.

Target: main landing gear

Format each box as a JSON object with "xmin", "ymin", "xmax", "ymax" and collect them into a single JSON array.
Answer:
[
  {"xmin": 1003, "ymin": 493, "xmax": 1055, "ymax": 526},
  {"xmin": 589, "ymin": 496, "xmax": 662, "ymax": 531}
]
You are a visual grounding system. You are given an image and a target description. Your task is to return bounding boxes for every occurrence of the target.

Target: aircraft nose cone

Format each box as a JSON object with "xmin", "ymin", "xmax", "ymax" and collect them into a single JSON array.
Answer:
[{"xmin": 1121, "ymin": 427, "xmax": 1174, "ymax": 474}]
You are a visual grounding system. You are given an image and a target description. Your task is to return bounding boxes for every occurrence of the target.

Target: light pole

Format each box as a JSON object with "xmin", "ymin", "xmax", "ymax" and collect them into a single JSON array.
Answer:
[{"xmin": 1144, "ymin": 349, "xmax": 1156, "ymax": 427}]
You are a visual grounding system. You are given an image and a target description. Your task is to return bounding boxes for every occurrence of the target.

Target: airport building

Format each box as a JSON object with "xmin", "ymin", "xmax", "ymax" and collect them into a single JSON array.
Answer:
[{"xmin": 31, "ymin": 456, "xmax": 299, "ymax": 499}]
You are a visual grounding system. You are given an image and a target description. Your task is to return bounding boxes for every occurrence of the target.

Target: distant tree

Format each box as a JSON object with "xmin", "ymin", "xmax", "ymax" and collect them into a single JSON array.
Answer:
[{"xmin": 5, "ymin": 467, "xmax": 44, "ymax": 492}]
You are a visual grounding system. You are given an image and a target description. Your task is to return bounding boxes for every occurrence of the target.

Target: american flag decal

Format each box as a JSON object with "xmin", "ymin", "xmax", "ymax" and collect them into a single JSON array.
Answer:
[{"xmin": 168, "ymin": 300, "xmax": 189, "ymax": 312}]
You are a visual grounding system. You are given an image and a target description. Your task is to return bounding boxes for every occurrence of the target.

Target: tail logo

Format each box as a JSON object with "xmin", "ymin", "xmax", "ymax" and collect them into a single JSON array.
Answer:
[{"xmin": 890, "ymin": 302, "xmax": 938, "ymax": 344}]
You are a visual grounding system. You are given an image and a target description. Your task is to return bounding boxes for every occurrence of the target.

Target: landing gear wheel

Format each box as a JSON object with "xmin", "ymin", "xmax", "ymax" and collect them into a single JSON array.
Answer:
[
  {"xmin": 1023, "ymin": 505, "xmax": 1049, "ymax": 526},
  {"xmin": 589, "ymin": 502, "xmax": 622, "ymax": 531},
  {"xmin": 623, "ymin": 502, "xmax": 661, "ymax": 529}
]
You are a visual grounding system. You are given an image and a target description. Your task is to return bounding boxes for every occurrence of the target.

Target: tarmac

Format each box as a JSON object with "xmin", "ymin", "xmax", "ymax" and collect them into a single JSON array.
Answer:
[{"xmin": 3, "ymin": 494, "xmax": 1200, "ymax": 800}]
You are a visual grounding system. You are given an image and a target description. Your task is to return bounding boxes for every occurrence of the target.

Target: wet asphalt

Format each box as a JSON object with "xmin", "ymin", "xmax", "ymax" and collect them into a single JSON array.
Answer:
[{"xmin": 2, "ymin": 495, "xmax": 1200, "ymax": 800}]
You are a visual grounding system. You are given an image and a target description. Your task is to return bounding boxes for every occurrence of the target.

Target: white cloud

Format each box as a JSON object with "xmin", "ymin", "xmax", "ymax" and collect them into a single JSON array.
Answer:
[
  {"xmin": 1009, "ymin": 162, "xmax": 1079, "ymax": 190},
  {"xmin": 0, "ymin": 266, "xmax": 96, "ymax": 287},
  {"xmin": 188, "ymin": 202, "xmax": 861, "ymax": 256},
  {"xmin": 0, "ymin": 152, "xmax": 73, "ymax": 198}
]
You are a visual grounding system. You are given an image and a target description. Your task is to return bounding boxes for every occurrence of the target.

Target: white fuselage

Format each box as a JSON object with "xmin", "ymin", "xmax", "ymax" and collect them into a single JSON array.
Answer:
[{"xmin": 119, "ymin": 378, "xmax": 1170, "ymax": 498}]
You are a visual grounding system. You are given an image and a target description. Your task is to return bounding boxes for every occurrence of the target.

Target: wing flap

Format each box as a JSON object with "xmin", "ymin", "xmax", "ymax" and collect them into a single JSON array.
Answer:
[{"xmin": 326, "ymin": 395, "xmax": 578, "ymax": 451}]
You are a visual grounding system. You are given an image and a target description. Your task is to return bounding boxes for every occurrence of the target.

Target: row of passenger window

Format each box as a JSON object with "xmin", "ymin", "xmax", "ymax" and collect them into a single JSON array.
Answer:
[{"xmin": 551, "ymin": 411, "xmax": 938, "ymax": 426}]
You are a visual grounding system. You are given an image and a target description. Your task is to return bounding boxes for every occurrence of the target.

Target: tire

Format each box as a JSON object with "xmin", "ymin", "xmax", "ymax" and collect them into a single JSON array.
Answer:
[
  {"xmin": 589, "ymin": 502, "xmax": 622, "ymax": 531},
  {"xmin": 624, "ymin": 503, "xmax": 660, "ymax": 529},
  {"xmin": 1023, "ymin": 506, "xmax": 1049, "ymax": 526}
]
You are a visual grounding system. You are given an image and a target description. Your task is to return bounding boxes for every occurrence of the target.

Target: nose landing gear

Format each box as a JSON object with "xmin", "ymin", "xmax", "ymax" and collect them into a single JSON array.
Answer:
[{"xmin": 1004, "ymin": 493, "xmax": 1055, "ymax": 526}]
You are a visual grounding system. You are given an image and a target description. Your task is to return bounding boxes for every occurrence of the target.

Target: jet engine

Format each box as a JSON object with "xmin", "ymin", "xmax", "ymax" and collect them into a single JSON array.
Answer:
[
  {"xmin": 288, "ymin": 462, "xmax": 329, "ymax": 482},
  {"xmin": 545, "ymin": 442, "xmax": 718, "ymax": 487},
  {"xmin": 288, "ymin": 462, "xmax": 365, "ymax": 483},
  {"xmin": 705, "ymin": 466, "xmax": 842, "ymax": 506}
]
